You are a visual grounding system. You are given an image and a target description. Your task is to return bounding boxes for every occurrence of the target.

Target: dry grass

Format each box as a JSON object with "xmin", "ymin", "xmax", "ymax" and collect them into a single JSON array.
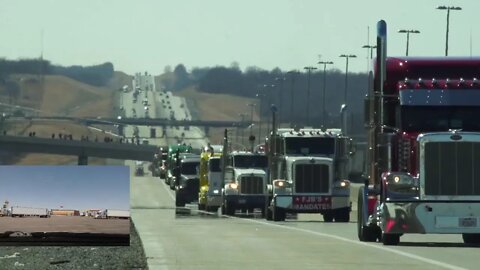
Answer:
[
  {"xmin": 176, "ymin": 86, "xmax": 265, "ymax": 146},
  {"xmin": 1, "ymin": 74, "xmax": 118, "ymax": 165}
]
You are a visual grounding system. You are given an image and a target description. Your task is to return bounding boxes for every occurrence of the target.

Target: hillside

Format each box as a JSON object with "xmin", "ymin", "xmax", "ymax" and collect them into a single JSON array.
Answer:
[
  {"xmin": 0, "ymin": 74, "xmax": 117, "ymax": 164},
  {"xmin": 177, "ymin": 86, "xmax": 262, "ymax": 145}
]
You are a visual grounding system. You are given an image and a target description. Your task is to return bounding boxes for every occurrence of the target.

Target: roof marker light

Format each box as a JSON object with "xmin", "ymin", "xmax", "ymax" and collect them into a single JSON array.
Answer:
[{"xmin": 472, "ymin": 78, "xmax": 478, "ymax": 87}]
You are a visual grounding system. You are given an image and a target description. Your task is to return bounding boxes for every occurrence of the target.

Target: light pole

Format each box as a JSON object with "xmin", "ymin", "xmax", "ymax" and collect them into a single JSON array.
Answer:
[
  {"xmin": 275, "ymin": 76, "xmax": 286, "ymax": 126},
  {"xmin": 238, "ymin": 113, "xmax": 247, "ymax": 148},
  {"xmin": 303, "ymin": 66, "xmax": 317, "ymax": 126},
  {"xmin": 263, "ymin": 84, "xmax": 274, "ymax": 135},
  {"xmin": 318, "ymin": 61, "xmax": 333, "ymax": 128},
  {"xmin": 437, "ymin": 5, "xmax": 462, "ymax": 56},
  {"xmin": 247, "ymin": 103, "xmax": 256, "ymax": 149},
  {"xmin": 339, "ymin": 54, "xmax": 356, "ymax": 105},
  {"xmin": 256, "ymin": 92, "xmax": 266, "ymax": 143},
  {"xmin": 339, "ymin": 54, "xmax": 356, "ymax": 135},
  {"xmin": 287, "ymin": 70, "xmax": 299, "ymax": 128},
  {"xmin": 362, "ymin": 45, "xmax": 376, "ymax": 94},
  {"xmin": 398, "ymin": 30, "xmax": 420, "ymax": 56}
]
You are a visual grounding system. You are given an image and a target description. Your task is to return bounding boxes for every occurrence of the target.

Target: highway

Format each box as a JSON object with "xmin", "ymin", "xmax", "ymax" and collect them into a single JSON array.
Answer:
[
  {"xmin": 124, "ymin": 74, "xmax": 479, "ymax": 270},
  {"xmin": 131, "ymin": 174, "xmax": 478, "ymax": 270}
]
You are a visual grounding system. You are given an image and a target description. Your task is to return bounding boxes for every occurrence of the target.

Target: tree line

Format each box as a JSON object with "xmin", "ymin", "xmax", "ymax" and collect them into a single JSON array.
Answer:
[
  {"xmin": 162, "ymin": 63, "xmax": 370, "ymax": 136},
  {"xmin": 0, "ymin": 58, "xmax": 114, "ymax": 87}
]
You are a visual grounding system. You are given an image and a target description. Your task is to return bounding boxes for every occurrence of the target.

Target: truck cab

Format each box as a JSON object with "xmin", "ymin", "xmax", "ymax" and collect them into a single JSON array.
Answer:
[
  {"xmin": 175, "ymin": 154, "xmax": 201, "ymax": 207},
  {"xmin": 358, "ymin": 20, "xmax": 480, "ymax": 246},
  {"xmin": 198, "ymin": 144, "xmax": 223, "ymax": 212},
  {"xmin": 266, "ymin": 128, "xmax": 353, "ymax": 222},
  {"xmin": 221, "ymin": 151, "xmax": 269, "ymax": 216}
]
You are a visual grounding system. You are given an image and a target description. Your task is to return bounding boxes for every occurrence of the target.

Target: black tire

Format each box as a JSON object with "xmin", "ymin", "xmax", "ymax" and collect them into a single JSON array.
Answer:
[
  {"xmin": 357, "ymin": 187, "xmax": 379, "ymax": 242},
  {"xmin": 323, "ymin": 212, "xmax": 334, "ymax": 222},
  {"xmin": 265, "ymin": 206, "xmax": 273, "ymax": 221},
  {"xmin": 225, "ymin": 201, "xmax": 236, "ymax": 216},
  {"xmin": 221, "ymin": 204, "xmax": 226, "ymax": 215},
  {"xmin": 175, "ymin": 192, "xmax": 185, "ymax": 207},
  {"xmin": 463, "ymin": 233, "xmax": 480, "ymax": 245},
  {"xmin": 382, "ymin": 233, "xmax": 400, "ymax": 245},
  {"xmin": 334, "ymin": 208, "xmax": 350, "ymax": 222},
  {"xmin": 273, "ymin": 207, "xmax": 286, "ymax": 222}
]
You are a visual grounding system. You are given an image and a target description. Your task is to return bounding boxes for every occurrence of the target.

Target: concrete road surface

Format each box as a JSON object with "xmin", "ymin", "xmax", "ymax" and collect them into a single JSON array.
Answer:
[{"xmin": 131, "ymin": 172, "xmax": 478, "ymax": 270}]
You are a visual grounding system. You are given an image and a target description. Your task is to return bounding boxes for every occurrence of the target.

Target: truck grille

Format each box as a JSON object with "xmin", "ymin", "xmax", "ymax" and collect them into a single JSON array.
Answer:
[
  {"xmin": 240, "ymin": 176, "xmax": 263, "ymax": 194},
  {"xmin": 295, "ymin": 164, "xmax": 329, "ymax": 193},
  {"xmin": 424, "ymin": 142, "xmax": 480, "ymax": 196}
]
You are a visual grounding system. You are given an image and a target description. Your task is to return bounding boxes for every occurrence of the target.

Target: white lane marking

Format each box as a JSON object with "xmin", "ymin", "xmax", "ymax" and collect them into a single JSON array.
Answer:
[{"xmin": 226, "ymin": 216, "xmax": 468, "ymax": 270}]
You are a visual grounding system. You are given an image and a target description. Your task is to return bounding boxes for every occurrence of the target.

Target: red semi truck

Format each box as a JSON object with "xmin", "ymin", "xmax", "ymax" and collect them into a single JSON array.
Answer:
[{"xmin": 358, "ymin": 20, "xmax": 480, "ymax": 245}]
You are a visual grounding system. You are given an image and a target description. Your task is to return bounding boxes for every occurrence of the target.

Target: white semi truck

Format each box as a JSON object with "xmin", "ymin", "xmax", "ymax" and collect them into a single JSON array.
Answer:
[
  {"xmin": 97, "ymin": 209, "xmax": 130, "ymax": 219},
  {"xmin": 10, "ymin": 206, "xmax": 50, "ymax": 218}
]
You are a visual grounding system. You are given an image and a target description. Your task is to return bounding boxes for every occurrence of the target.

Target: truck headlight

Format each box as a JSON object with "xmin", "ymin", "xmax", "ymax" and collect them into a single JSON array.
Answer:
[
  {"xmin": 213, "ymin": 189, "xmax": 220, "ymax": 194},
  {"xmin": 334, "ymin": 180, "xmax": 350, "ymax": 188},
  {"xmin": 228, "ymin": 183, "xmax": 238, "ymax": 189}
]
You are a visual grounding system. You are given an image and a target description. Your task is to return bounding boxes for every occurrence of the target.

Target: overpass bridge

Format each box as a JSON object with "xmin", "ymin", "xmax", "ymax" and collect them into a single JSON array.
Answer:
[
  {"xmin": 0, "ymin": 135, "xmax": 162, "ymax": 165},
  {"xmin": 4, "ymin": 116, "xmax": 253, "ymax": 136}
]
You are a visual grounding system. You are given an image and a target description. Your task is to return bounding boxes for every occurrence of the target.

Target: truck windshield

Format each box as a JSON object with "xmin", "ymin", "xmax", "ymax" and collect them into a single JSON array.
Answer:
[
  {"xmin": 285, "ymin": 137, "xmax": 335, "ymax": 155},
  {"xmin": 401, "ymin": 106, "xmax": 480, "ymax": 132},
  {"xmin": 209, "ymin": 159, "xmax": 221, "ymax": 172},
  {"xmin": 181, "ymin": 162, "xmax": 199, "ymax": 175},
  {"xmin": 233, "ymin": 155, "xmax": 268, "ymax": 168}
]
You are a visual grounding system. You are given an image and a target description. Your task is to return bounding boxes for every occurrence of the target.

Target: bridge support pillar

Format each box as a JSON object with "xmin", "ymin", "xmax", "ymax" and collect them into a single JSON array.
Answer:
[
  {"xmin": 204, "ymin": 126, "xmax": 210, "ymax": 137},
  {"xmin": 78, "ymin": 155, "xmax": 88, "ymax": 165}
]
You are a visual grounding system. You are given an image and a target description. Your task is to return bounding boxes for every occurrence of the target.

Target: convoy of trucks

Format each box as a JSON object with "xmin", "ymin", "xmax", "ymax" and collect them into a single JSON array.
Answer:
[{"xmin": 357, "ymin": 20, "xmax": 480, "ymax": 245}]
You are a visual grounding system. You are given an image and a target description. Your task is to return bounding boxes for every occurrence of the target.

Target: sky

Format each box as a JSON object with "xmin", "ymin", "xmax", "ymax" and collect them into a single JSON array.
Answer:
[
  {"xmin": 0, "ymin": 166, "xmax": 129, "ymax": 210},
  {"xmin": 0, "ymin": 0, "xmax": 477, "ymax": 75}
]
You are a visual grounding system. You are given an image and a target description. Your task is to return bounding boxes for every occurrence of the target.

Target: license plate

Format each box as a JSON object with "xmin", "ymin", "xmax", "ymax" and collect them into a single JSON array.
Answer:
[
  {"xmin": 292, "ymin": 196, "xmax": 332, "ymax": 210},
  {"xmin": 459, "ymin": 217, "xmax": 477, "ymax": 227},
  {"xmin": 238, "ymin": 199, "xmax": 246, "ymax": 204}
]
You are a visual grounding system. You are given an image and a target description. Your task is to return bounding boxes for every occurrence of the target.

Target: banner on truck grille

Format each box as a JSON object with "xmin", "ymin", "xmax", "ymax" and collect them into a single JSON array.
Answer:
[{"xmin": 292, "ymin": 196, "xmax": 332, "ymax": 210}]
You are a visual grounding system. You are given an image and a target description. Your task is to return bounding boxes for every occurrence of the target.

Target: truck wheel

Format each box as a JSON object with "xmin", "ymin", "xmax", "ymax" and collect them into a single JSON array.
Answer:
[
  {"xmin": 357, "ymin": 187, "xmax": 379, "ymax": 242},
  {"xmin": 225, "ymin": 202, "xmax": 236, "ymax": 216},
  {"xmin": 265, "ymin": 206, "xmax": 273, "ymax": 221},
  {"xmin": 334, "ymin": 208, "xmax": 350, "ymax": 222},
  {"xmin": 175, "ymin": 192, "xmax": 185, "ymax": 207},
  {"xmin": 382, "ymin": 233, "xmax": 400, "ymax": 245},
  {"xmin": 323, "ymin": 212, "xmax": 334, "ymax": 222},
  {"xmin": 273, "ymin": 207, "xmax": 286, "ymax": 222},
  {"xmin": 463, "ymin": 233, "xmax": 480, "ymax": 245}
]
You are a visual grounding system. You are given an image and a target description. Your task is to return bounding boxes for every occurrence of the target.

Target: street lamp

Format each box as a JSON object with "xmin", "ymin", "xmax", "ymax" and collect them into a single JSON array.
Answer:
[
  {"xmin": 263, "ymin": 84, "xmax": 274, "ymax": 134},
  {"xmin": 287, "ymin": 70, "xmax": 299, "ymax": 128},
  {"xmin": 362, "ymin": 45, "xmax": 376, "ymax": 94},
  {"xmin": 247, "ymin": 103, "xmax": 256, "ymax": 135},
  {"xmin": 361, "ymin": 45, "xmax": 376, "ymax": 60},
  {"xmin": 275, "ymin": 76, "xmax": 286, "ymax": 126},
  {"xmin": 339, "ymin": 54, "xmax": 356, "ymax": 135},
  {"xmin": 339, "ymin": 54, "xmax": 356, "ymax": 105},
  {"xmin": 318, "ymin": 61, "xmax": 334, "ymax": 128},
  {"xmin": 256, "ymin": 92, "xmax": 266, "ymax": 143},
  {"xmin": 303, "ymin": 66, "xmax": 317, "ymax": 126},
  {"xmin": 398, "ymin": 30, "xmax": 420, "ymax": 56},
  {"xmin": 437, "ymin": 6, "xmax": 462, "ymax": 56},
  {"xmin": 238, "ymin": 113, "xmax": 247, "ymax": 147}
]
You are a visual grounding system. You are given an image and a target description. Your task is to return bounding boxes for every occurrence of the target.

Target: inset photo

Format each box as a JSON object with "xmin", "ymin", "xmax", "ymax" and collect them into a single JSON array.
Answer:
[{"xmin": 0, "ymin": 165, "xmax": 130, "ymax": 246}]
